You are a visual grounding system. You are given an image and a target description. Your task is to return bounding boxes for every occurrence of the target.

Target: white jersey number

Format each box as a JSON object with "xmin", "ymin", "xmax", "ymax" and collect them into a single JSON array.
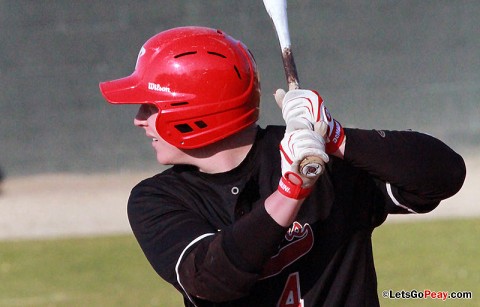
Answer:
[{"xmin": 277, "ymin": 272, "xmax": 304, "ymax": 307}]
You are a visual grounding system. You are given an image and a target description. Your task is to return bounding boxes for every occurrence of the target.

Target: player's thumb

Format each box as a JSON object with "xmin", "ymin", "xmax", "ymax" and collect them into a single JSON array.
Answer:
[{"xmin": 274, "ymin": 88, "xmax": 286, "ymax": 109}]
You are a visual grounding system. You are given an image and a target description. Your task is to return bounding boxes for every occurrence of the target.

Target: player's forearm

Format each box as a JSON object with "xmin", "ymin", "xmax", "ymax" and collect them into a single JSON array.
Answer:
[
  {"xmin": 179, "ymin": 201, "xmax": 290, "ymax": 302},
  {"xmin": 265, "ymin": 190, "xmax": 304, "ymax": 226},
  {"xmin": 216, "ymin": 190, "xmax": 304, "ymax": 280},
  {"xmin": 223, "ymin": 194, "xmax": 298, "ymax": 272}
]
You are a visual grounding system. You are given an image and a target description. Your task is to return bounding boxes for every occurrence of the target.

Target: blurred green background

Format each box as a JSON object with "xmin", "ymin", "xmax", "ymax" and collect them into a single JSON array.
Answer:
[{"xmin": 1, "ymin": 0, "xmax": 478, "ymax": 176}]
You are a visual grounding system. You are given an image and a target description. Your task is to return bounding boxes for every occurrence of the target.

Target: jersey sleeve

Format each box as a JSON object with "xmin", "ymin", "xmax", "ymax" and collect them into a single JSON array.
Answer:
[
  {"xmin": 127, "ymin": 177, "xmax": 216, "ymax": 287},
  {"xmin": 342, "ymin": 128, "xmax": 466, "ymax": 214}
]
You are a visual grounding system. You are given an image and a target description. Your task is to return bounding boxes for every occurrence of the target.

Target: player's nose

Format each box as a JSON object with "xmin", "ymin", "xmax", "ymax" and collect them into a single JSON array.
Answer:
[
  {"xmin": 133, "ymin": 117, "xmax": 147, "ymax": 127},
  {"xmin": 134, "ymin": 105, "xmax": 150, "ymax": 127}
]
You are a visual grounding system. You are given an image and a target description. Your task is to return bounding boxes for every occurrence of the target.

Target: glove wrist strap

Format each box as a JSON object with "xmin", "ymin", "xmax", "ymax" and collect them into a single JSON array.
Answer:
[
  {"xmin": 278, "ymin": 175, "xmax": 312, "ymax": 200},
  {"xmin": 326, "ymin": 119, "xmax": 345, "ymax": 153}
]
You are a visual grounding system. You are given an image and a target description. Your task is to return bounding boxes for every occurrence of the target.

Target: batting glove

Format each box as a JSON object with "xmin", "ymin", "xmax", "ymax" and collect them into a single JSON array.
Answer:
[
  {"xmin": 275, "ymin": 89, "xmax": 345, "ymax": 154},
  {"xmin": 278, "ymin": 124, "xmax": 329, "ymax": 199}
]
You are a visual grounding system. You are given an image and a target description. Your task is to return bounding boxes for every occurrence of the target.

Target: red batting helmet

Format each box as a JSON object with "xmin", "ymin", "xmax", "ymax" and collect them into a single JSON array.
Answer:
[{"xmin": 99, "ymin": 26, "xmax": 260, "ymax": 149}]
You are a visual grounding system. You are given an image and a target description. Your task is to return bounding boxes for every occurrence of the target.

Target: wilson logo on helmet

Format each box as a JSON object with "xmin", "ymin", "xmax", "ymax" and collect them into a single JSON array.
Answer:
[{"xmin": 148, "ymin": 82, "xmax": 171, "ymax": 92}]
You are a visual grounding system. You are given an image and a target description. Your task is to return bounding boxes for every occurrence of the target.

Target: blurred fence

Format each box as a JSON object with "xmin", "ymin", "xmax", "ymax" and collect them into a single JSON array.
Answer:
[{"xmin": 1, "ymin": 0, "xmax": 479, "ymax": 176}]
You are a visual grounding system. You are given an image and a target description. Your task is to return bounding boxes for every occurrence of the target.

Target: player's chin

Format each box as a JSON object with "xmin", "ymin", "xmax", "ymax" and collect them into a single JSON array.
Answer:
[
  {"xmin": 153, "ymin": 144, "xmax": 186, "ymax": 166},
  {"xmin": 155, "ymin": 155, "xmax": 168, "ymax": 165},
  {"xmin": 155, "ymin": 152, "xmax": 174, "ymax": 166}
]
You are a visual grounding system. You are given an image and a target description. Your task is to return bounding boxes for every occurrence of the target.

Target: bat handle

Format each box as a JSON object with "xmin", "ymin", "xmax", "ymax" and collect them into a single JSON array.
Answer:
[
  {"xmin": 288, "ymin": 81, "xmax": 299, "ymax": 91},
  {"xmin": 282, "ymin": 50, "xmax": 325, "ymax": 177},
  {"xmin": 282, "ymin": 47, "xmax": 300, "ymax": 91}
]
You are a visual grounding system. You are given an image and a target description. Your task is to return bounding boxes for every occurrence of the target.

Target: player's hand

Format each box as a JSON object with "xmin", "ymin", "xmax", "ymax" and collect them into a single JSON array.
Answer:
[
  {"xmin": 278, "ymin": 124, "xmax": 329, "ymax": 199},
  {"xmin": 275, "ymin": 89, "xmax": 345, "ymax": 154}
]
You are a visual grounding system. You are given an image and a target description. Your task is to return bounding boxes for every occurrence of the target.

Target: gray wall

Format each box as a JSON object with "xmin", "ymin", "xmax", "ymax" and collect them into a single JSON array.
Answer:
[{"xmin": 1, "ymin": 0, "xmax": 479, "ymax": 177}]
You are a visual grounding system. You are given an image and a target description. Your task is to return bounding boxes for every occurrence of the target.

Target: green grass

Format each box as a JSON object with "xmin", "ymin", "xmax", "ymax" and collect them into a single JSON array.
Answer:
[
  {"xmin": 373, "ymin": 218, "xmax": 479, "ymax": 306},
  {"xmin": 0, "ymin": 235, "xmax": 183, "ymax": 306},
  {"xmin": 0, "ymin": 219, "xmax": 478, "ymax": 306}
]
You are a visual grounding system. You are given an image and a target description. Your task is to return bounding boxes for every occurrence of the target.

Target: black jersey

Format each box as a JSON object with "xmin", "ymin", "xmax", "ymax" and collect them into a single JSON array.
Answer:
[{"xmin": 127, "ymin": 126, "xmax": 465, "ymax": 307}]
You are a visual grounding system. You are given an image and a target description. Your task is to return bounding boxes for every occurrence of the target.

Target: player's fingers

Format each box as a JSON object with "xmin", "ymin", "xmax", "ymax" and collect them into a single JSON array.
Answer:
[
  {"xmin": 274, "ymin": 88, "xmax": 286, "ymax": 109},
  {"xmin": 314, "ymin": 121, "xmax": 328, "ymax": 139}
]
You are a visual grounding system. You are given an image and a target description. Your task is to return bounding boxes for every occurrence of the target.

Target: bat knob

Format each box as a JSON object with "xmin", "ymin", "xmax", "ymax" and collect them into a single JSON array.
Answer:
[{"xmin": 300, "ymin": 156, "xmax": 324, "ymax": 177}]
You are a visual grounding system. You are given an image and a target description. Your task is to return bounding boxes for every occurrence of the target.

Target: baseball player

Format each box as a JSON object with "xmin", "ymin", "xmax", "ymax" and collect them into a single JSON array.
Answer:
[{"xmin": 99, "ymin": 27, "xmax": 466, "ymax": 307}]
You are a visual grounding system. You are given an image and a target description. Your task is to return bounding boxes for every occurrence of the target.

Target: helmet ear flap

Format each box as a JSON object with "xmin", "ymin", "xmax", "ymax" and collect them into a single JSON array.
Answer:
[{"xmin": 155, "ymin": 88, "xmax": 260, "ymax": 149}]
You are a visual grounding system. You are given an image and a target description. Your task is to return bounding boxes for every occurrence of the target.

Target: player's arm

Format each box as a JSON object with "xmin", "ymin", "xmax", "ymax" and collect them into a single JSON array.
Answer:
[
  {"xmin": 342, "ymin": 128, "xmax": 466, "ymax": 214},
  {"xmin": 274, "ymin": 88, "xmax": 466, "ymax": 213}
]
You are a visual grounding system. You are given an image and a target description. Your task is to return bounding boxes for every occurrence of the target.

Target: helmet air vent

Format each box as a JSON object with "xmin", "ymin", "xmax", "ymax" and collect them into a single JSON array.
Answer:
[
  {"xmin": 233, "ymin": 65, "xmax": 241, "ymax": 80},
  {"xmin": 175, "ymin": 124, "xmax": 194, "ymax": 133},
  {"xmin": 170, "ymin": 102, "xmax": 189, "ymax": 107},
  {"xmin": 194, "ymin": 120, "xmax": 207, "ymax": 128},
  {"xmin": 174, "ymin": 120, "xmax": 208, "ymax": 134},
  {"xmin": 174, "ymin": 51, "xmax": 197, "ymax": 58},
  {"xmin": 207, "ymin": 51, "xmax": 226, "ymax": 58}
]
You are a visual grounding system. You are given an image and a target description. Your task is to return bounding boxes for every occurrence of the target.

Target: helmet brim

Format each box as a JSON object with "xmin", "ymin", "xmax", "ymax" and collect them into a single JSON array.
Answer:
[{"xmin": 99, "ymin": 73, "xmax": 153, "ymax": 105}]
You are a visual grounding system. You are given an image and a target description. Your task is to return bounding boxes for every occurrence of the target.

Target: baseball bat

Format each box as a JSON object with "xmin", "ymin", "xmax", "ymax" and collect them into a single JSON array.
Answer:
[{"xmin": 262, "ymin": 0, "xmax": 324, "ymax": 177}]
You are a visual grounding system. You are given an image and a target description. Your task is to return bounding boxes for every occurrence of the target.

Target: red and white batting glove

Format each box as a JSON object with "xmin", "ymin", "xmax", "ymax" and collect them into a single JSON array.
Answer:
[
  {"xmin": 275, "ymin": 89, "xmax": 345, "ymax": 154},
  {"xmin": 278, "ymin": 126, "xmax": 329, "ymax": 200}
]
